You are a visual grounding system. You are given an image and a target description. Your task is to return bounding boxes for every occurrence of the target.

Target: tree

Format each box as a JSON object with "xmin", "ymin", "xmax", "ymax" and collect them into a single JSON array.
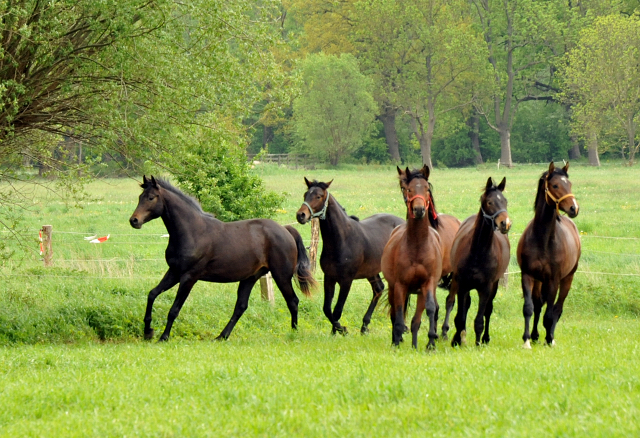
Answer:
[
  {"xmin": 293, "ymin": 53, "xmax": 377, "ymax": 165},
  {"xmin": 0, "ymin": 0, "xmax": 287, "ymax": 242},
  {"xmin": 471, "ymin": 0, "xmax": 566, "ymax": 167},
  {"xmin": 561, "ymin": 14, "xmax": 640, "ymax": 165}
]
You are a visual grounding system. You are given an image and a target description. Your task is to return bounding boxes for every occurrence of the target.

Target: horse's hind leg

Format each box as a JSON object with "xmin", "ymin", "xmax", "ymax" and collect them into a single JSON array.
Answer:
[
  {"xmin": 542, "ymin": 280, "xmax": 559, "ymax": 346},
  {"xmin": 216, "ymin": 276, "xmax": 261, "ymax": 341},
  {"xmin": 451, "ymin": 281, "xmax": 470, "ymax": 347},
  {"xmin": 158, "ymin": 276, "xmax": 197, "ymax": 342},
  {"xmin": 361, "ymin": 275, "xmax": 384, "ymax": 334},
  {"xmin": 480, "ymin": 281, "xmax": 499, "ymax": 345},
  {"xmin": 144, "ymin": 269, "xmax": 180, "ymax": 340},
  {"xmin": 331, "ymin": 279, "xmax": 353, "ymax": 335},
  {"xmin": 411, "ymin": 292, "xmax": 426, "ymax": 349},
  {"xmin": 425, "ymin": 280, "xmax": 438, "ymax": 350},
  {"xmin": 441, "ymin": 275, "xmax": 458, "ymax": 340},
  {"xmin": 322, "ymin": 278, "xmax": 341, "ymax": 335},
  {"xmin": 270, "ymin": 271, "xmax": 300, "ymax": 330},
  {"xmin": 521, "ymin": 274, "xmax": 536, "ymax": 349},
  {"xmin": 531, "ymin": 281, "xmax": 543, "ymax": 343}
]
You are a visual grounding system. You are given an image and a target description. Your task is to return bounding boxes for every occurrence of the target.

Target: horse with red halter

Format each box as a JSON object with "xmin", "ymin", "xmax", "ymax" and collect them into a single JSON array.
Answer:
[
  {"xmin": 382, "ymin": 166, "xmax": 443, "ymax": 349},
  {"xmin": 129, "ymin": 176, "xmax": 317, "ymax": 341},
  {"xmin": 446, "ymin": 177, "xmax": 511, "ymax": 346},
  {"xmin": 517, "ymin": 162, "xmax": 581, "ymax": 348},
  {"xmin": 296, "ymin": 178, "xmax": 404, "ymax": 335}
]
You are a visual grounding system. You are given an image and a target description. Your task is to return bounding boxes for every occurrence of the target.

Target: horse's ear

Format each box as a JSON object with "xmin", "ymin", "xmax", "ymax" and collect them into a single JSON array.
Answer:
[
  {"xmin": 405, "ymin": 166, "xmax": 411, "ymax": 178},
  {"xmin": 304, "ymin": 177, "xmax": 311, "ymax": 188},
  {"xmin": 421, "ymin": 164, "xmax": 430, "ymax": 180},
  {"xmin": 563, "ymin": 161, "xmax": 570, "ymax": 173},
  {"xmin": 326, "ymin": 179, "xmax": 333, "ymax": 188},
  {"xmin": 397, "ymin": 166, "xmax": 404, "ymax": 176},
  {"xmin": 497, "ymin": 177, "xmax": 506, "ymax": 192},
  {"xmin": 143, "ymin": 175, "xmax": 149, "ymax": 184},
  {"xmin": 150, "ymin": 176, "xmax": 158, "ymax": 188},
  {"xmin": 548, "ymin": 161, "xmax": 555, "ymax": 176},
  {"xmin": 486, "ymin": 177, "xmax": 494, "ymax": 191}
]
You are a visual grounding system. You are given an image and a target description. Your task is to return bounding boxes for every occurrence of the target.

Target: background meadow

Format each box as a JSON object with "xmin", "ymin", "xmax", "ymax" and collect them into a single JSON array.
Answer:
[{"xmin": 1, "ymin": 163, "xmax": 639, "ymax": 436}]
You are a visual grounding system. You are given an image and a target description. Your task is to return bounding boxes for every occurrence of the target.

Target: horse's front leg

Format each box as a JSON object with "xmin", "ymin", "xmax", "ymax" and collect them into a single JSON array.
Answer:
[
  {"xmin": 331, "ymin": 279, "xmax": 353, "ymax": 335},
  {"xmin": 158, "ymin": 275, "xmax": 197, "ymax": 342},
  {"xmin": 451, "ymin": 280, "xmax": 470, "ymax": 347},
  {"xmin": 521, "ymin": 274, "xmax": 536, "ymax": 349},
  {"xmin": 411, "ymin": 290, "xmax": 426, "ymax": 349},
  {"xmin": 390, "ymin": 283, "xmax": 407, "ymax": 346},
  {"xmin": 215, "ymin": 276, "xmax": 261, "ymax": 340},
  {"xmin": 474, "ymin": 284, "xmax": 492, "ymax": 346},
  {"xmin": 144, "ymin": 269, "xmax": 180, "ymax": 340},
  {"xmin": 542, "ymin": 279, "xmax": 560, "ymax": 346},
  {"xmin": 530, "ymin": 281, "xmax": 543, "ymax": 343},
  {"xmin": 361, "ymin": 274, "xmax": 384, "ymax": 334},
  {"xmin": 481, "ymin": 280, "xmax": 500, "ymax": 344},
  {"xmin": 425, "ymin": 279, "xmax": 438, "ymax": 350},
  {"xmin": 549, "ymin": 273, "xmax": 574, "ymax": 345},
  {"xmin": 322, "ymin": 278, "xmax": 340, "ymax": 335},
  {"xmin": 441, "ymin": 274, "xmax": 458, "ymax": 340}
]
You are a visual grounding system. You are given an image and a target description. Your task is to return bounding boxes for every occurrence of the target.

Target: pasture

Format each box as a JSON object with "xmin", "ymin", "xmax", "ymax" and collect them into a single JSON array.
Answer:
[{"xmin": 1, "ymin": 163, "xmax": 639, "ymax": 436}]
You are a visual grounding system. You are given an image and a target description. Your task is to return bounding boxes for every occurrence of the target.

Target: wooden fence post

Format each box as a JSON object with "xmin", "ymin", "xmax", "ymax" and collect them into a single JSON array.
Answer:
[
  {"xmin": 260, "ymin": 272, "xmax": 275, "ymax": 303},
  {"xmin": 41, "ymin": 225, "xmax": 53, "ymax": 267},
  {"xmin": 309, "ymin": 218, "xmax": 320, "ymax": 272}
]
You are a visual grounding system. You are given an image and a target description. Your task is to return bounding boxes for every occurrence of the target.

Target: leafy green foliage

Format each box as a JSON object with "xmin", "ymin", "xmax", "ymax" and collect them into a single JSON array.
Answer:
[{"xmin": 293, "ymin": 53, "xmax": 377, "ymax": 165}]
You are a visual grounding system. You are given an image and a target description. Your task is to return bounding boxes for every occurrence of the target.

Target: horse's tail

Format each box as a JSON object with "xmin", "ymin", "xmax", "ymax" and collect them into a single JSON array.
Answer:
[
  {"xmin": 438, "ymin": 272, "xmax": 453, "ymax": 290},
  {"xmin": 285, "ymin": 225, "xmax": 318, "ymax": 297}
]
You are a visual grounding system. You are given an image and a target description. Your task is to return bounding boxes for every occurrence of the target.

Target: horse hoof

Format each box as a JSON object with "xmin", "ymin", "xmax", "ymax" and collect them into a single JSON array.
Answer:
[
  {"xmin": 360, "ymin": 326, "xmax": 369, "ymax": 335},
  {"xmin": 547, "ymin": 339, "xmax": 556, "ymax": 347},
  {"xmin": 214, "ymin": 335, "xmax": 227, "ymax": 341},
  {"xmin": 144, "ymin": 330, "xmax": 154, "ymax": 340},
  {"xmin": 426, "ymin": 342, "xmax": 436, "ymax": 351},
  {"xmin": 158, "ymin": 336, "xmax": 169, "ymax": 343},
  {"xmin": 522, "ymin": 339, "xmax": 532, "ymax": 349}
]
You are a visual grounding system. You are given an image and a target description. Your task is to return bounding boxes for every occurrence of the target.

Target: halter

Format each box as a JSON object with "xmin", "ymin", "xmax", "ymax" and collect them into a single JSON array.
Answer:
[
  {"xmin": 545, "ymin": 180, "xmax": 575, "ymax": 215},
  {"xmin": 481, "ymin": 207, "xmax": 507, "ymax": 231},
  {"xmin": 406, "ymin": 194, "xmax": 430, "ymax": 219},
  {"xmin": 303, "ymin": 191, "xmax": 330, "ymax": 220}
]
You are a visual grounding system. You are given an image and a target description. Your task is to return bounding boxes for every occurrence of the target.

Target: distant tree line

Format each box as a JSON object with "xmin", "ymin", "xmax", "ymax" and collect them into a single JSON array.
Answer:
[{"xmin": 246, "ymin": 0, "xmax": 640, "ymax": 167}]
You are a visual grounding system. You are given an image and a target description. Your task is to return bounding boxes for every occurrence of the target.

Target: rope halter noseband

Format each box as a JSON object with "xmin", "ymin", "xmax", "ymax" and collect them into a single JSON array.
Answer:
[
  {"xmin": 545, "ymin": 179, "xmax": 575, "ymax": 215},
  {"xmin": 303, "ymin": 191, "xmax": 330, "ymax": 220},
  {"xmin": 406, "ymin": 194, "xmax": 430, "ymax": 219},
  {"xmin": 481, "ymin": 207, "xmax": 507, "ymax": 231}
]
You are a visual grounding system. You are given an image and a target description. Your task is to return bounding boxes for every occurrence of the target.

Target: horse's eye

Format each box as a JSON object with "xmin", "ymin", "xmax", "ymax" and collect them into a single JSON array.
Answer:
[
  {"xmin": 553, "ymin": 185, "xmax": 558, "ymax": 189},
  {"xmin": 487, "ymin": 201, "xmax": 492, "ymax": 205}
]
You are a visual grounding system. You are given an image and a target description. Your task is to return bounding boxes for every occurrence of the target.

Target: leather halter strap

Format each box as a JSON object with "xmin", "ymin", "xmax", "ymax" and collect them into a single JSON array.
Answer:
[
  {"xmin": 303, "ymin": 191, "xmax": 330, "ymax": 220},
  {"xmin": 545, "ymin": 180, "xmax": 575, "ymax": 215},
  {"xmin": 406, "ymin": 194, "xmax": 430, "ymax": 219},
  {"xmin": 481, "ymin": 207, "xmax": 507, "ymax": 231}
]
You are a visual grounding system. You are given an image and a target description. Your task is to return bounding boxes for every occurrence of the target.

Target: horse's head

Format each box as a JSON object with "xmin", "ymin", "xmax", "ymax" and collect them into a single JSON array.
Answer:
[
  {"xmin": 482, "ymin": 177, "xmax": 511, "ymax": 234},
  {"xmin": 545, "ymin": 162, "xmax": 579, "ymax": 218},
  {"xmin": 130, "ymin": 175, "xmax": 165, "ymax": 229},
  {"xmin": 397, "ymin": 165, "xmax": 431, "ymax": 220},
  {"xmin": 297, "ymin": 177, "xmax": 333, "ymax": 224}
]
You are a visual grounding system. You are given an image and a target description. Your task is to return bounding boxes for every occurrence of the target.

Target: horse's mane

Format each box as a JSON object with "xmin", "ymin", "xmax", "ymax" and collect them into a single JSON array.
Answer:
[
  {"xmin": 307, "ymin": 180, "xmax": 359, "ymax": 221},
  {"xmin": 143, "ymin": 177, "xmax": 215, "ymax": 218},
  {"xmin": 399, "ymin": 169, "xmax": 439, "ymax": 228},
  {"xmin": 534, "ymin": 169, "xmax": 568, "ymax": 221}
]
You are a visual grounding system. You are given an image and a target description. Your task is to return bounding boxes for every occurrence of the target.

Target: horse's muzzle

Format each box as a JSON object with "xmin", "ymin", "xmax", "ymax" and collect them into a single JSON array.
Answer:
[
  {"xmin": 296, "ymin": 209, "xmax": 309, "ymax": 224},
  {"xmin": 129, "ymin": 216, "xmax": 142, "ymax": 229},
  {"xmin": 498, "ymin": 217, "xmax": 512, "ymax": 234},
  {"xmin": 568, "ymin": 205, "xmax": 579, "ymax": 218},
  {"xmin": 412, "ymin": 207, "xmax": 426, "ymax": 219}
]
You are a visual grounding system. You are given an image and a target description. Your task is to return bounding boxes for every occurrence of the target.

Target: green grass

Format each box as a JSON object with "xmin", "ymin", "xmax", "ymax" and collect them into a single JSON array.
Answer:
[{"xmin": 1, "ymin": 163, "xmax": 639, "ymax": 436}]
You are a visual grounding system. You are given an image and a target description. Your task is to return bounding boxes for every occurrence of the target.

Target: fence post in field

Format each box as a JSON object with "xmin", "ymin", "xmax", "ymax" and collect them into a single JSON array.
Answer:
[
  {"xmin": 309, "ymin": 218, "xmax": 320, "ymax": 272},
  {"xmin": 260, "ymin": 272, "xmax": 275, "ymax": 303},
  {"xmin": 41, "ymin": 225, "xmax": 53, "ymax": 267}
]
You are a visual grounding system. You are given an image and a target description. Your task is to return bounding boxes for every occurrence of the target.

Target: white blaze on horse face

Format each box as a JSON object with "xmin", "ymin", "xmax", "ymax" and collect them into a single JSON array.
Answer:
[
  {"xmin": 523, "ymin": 339, "xmax": 532, "ymax": 349},
  {"xmin": 561, "ymin": 177, "xmax": 568, "ymax": 184}
]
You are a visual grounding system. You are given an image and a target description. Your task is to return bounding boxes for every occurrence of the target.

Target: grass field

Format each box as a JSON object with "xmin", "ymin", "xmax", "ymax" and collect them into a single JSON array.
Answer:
[{"xmin": 1, "ymin": 163, "xmax": 639, "ymax": 436}]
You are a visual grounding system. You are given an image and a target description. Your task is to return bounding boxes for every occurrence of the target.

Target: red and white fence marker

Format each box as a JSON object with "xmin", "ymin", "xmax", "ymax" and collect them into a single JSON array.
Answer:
[{"xmin": 90, "ymin": 235, "xmax": 110, "ymax": 244}]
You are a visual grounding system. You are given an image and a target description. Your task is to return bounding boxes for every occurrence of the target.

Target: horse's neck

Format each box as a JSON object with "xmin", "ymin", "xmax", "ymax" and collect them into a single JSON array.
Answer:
[
  {"xmin": 470, "ymin": 210, "xmax": 494, "ymax": 254},
  {"xmin": 318, "ymin": 195, "xmax": 352, "ymax": 245},
  {"xmin": 532, "ymin": 199, "xmax": 559, "ymax": 246},
  {"xmin": 160, "ymin": 190, "xmax": 212, "ymax": 238},
  {"xmin": 405, "ymin": 215, "xmax": 431, "ymax": 246}
]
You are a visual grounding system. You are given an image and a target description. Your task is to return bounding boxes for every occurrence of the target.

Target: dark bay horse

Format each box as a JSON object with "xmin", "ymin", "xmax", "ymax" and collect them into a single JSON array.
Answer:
[
  {"xmin": 296, "ymin": 178, "xmax": 404, "ymax": 334},
  {"xmin": 129, "ymin": 176, "xmax": 316, "ymax": 341},
  {"xmin": 446, "ymin": 177, "xmax": 511, "ymax": 346},
  {"xmin": 517, "ymin": 162, "xmax": 581, "ymax": 348},
  {"xmin": 382, "ymin": 166, "xmax": 443, "ymax": 349}
]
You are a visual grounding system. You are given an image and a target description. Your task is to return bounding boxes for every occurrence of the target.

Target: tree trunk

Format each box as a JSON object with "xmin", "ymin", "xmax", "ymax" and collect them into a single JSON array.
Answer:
[
  {"xmin": 467, "ymin": 114, "xmax": 483, "ymax": 164},
  {"xmin": 568, "ymin": 134, "xmax": 581, "ymax": 159},
  {"xmin": 499, "ymin": 126, "xmax": 513, "ymax": 167},
  {"xmin": 378, "ymin": 107, "xmax": 401, "ymax": 161},
  {"xmin": 262, "ymin": 125, "xmax": 273, "ymax": 149},
  {"xmin": 588, "ymin": 131, "xmax": 600, "ymax": 167}
]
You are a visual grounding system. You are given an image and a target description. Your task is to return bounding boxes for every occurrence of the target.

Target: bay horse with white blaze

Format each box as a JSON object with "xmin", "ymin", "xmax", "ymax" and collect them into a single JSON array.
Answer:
[
  {"xmin": 446, "ymin": 177, "xmax": 511, "ymax": 346},
  {"xmin": 129, "ymin": 176, "xmax": 316, "ymax": 341},
  {"xmin": 382, "ymin": 166, "xmax": 443, "ymax": 349},
  {"xmin": 517, "ymin": 162, "xmax": 581, "ymax": 348},
  {"xmin": 296, "ymin": 178, "xmax": 404, "ymax": 335}
]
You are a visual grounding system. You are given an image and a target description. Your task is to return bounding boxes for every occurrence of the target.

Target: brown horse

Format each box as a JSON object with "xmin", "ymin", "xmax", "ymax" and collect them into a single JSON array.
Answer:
[
  {"xmin": 382, "ymin": 166, "xmax": 443, "ymax": 349},
  {"xmin": 296, "ymin": 179, "xmax": 404, "ymax": 334},
  {"xmin": 129, "ymin": 176, "xmax": 317, "ymax": 341},
  {"xmin": 517, "ymin": 162, "xmax": 581, "ymax": 348},
  {"xmin": 446, "ymin": 177, "xmax": 511, "ymax": 346}
]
